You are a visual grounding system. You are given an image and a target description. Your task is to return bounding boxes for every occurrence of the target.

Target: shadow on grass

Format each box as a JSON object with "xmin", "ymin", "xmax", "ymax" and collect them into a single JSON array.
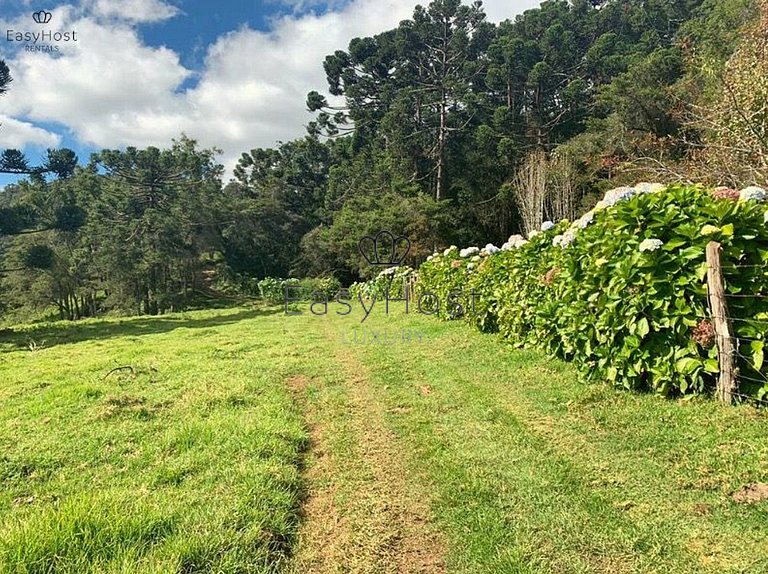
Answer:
[{"xmin": 0, "ymin": 306, "xmax": 284, "ymax": 353}]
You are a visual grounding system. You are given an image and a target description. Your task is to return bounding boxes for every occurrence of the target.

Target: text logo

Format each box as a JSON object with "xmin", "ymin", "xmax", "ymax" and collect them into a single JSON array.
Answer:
[
  {"xmin": 358, "ymin": 230, "xmax": 410, "ymax": 267},
  {"xmin": 32, "ymin": 11, "xmax": 52, "ymax": 24},
  {"xmin": 6, "ymin": 10, "xmax": 77, "ymax": 53}
]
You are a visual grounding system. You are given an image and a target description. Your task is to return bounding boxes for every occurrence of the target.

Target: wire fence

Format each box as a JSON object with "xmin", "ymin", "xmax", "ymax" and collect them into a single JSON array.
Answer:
[{"xmin": 704, "ymin": 241, "xmax": 768, "ymax": 405}]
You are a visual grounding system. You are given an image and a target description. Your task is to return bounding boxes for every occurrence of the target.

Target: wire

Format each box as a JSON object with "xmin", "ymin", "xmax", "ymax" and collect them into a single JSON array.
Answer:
[{"xmin": 723, "ymin": 293, "xmax": 768, "ymax": 299}]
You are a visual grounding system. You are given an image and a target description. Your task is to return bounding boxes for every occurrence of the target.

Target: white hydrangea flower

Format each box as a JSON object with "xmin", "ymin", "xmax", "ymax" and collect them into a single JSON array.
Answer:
[
  {"xmin": 528, "ymin": 230, "xmax": 540, "ymax": 239},
  {"xmin": 576, "ymin": 210, "xmax": 595, "ymax": 229},
  {"xmin": 470, "ymin": 255, "xmax": 481, "ymax": 262},
  {"xmin": 378, "ymin": 266, "xmax": 399, "ymax": 278},
  {"xmin": 635, "ymin": 182, "xmax": 666, "ymax": 194},
  {"xmin": 764, "ymin": 211, "xmax": 768, "ymax": 224},
  {"xmin": 484, "ymin": 243, "xmax": 500, "ymax": 255},
  {"xmin": 560, "ymin": 229, "xmax": 577, "ymax": 247},
  {"xmin": 443, "ymin": 245, "xmax": 457, "ymax": 256},
  {"xmin": 467, "ymin": 263, "xmax": 475, "ymax": 270},
  {"xmin": 593, "ymin": 200, "xmax": 607, "ymax": 211},
  {"xmin": 459, "ymin": 246, "xmax": 480, "ymax": 258},
  {"xmin": 506, "ymin": 234, "xmax": 528, "ymax": 248},
  {"xmin": 639, "ymin": 238, "xmax": 664, "ymax": 252},
  {"xmin": 426, "ymin": 255, "xmax": 433, "ymax": 261},
  {"xmin": 739, "ymin": 186, "xmax": 768, "ymax": 202},
  {"xmin": 552, "ymin": 234, "xmax": 564, "ymax": 247},
  {"xmin": 603, "ymin": 186, "xmax": 637, "ymax": 207},
  {"xmin": 541, "ymin": 221, "xmax": 555, "ymax": 232}
]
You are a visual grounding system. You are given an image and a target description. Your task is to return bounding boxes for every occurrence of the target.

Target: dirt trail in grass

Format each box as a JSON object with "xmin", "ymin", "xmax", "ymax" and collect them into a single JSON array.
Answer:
[{"xmin": 287, "ymin": 324, "xmax": 447, "ymax": 574}]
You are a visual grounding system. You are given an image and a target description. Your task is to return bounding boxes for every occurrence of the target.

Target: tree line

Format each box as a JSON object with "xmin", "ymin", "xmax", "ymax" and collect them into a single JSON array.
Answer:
[{"xmin": 0, "ymin": 0, "xmax": 765, "ymax": 320}]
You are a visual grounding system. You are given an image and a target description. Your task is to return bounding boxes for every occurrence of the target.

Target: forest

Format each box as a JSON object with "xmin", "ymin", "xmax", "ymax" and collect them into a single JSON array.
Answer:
[{"xmin": 0, "ymin": 0, "xmax": 765, "ymax": 321}]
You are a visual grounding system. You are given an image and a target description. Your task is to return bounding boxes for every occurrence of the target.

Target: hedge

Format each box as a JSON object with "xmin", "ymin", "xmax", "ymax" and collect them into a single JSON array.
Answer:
[{"xmin": 415, "ymin": 183, "xmax": 768, "ymax": 400}]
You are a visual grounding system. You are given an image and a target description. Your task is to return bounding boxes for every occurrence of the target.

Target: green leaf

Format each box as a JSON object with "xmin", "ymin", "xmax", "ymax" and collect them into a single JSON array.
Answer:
[
  {"xmin": 636, "ymin": 317, "xmax": 650, "ymax": 338},
  {"xmin": 749, "ymin": 340, "xmax": 764, "ymax": 371},
  {"xmin": 704, "ymin": 358, "xmax": 720, "ymax": 373},
  {"xmin": 675, "ymin": 357, "xmax": 701, "ymax": 375}
]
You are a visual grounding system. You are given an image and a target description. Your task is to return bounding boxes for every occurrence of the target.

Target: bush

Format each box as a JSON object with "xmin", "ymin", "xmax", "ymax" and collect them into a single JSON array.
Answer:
[
  {"xmin": 258, "ymin": 276, "xmax": 342, "ymax": 304},
  {"xmin": 418, "ymin": 183, "xmax": 768, "ymax": 400},
  {"xmin": 349, "ymin": 266, "xmax": 417, "ymax": 302},
  {"xmin": 257, "ymin": 277, "xmax": 286, "ymax": 304}
]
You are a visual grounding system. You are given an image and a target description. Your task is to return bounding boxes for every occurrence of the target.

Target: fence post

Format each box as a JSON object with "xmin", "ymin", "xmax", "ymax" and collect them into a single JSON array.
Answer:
[{"xmin": 706, "ymin": 241, "xmax": 738, "ymax": 404}]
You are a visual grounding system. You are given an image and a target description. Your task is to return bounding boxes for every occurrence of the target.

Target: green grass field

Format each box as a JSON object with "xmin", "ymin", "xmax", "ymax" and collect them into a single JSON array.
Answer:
[{"xmin": 1, "ymin": 304, "xmax": 767, "ymax": 573}]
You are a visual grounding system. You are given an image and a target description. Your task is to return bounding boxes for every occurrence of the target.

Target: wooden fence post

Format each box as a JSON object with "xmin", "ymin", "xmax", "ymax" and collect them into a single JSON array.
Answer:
[{"xmin": 706, "ymin": 241, "xmax": 738, "ymax": 404}]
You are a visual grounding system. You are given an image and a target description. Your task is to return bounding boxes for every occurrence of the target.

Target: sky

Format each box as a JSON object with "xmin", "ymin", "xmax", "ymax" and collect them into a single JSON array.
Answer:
[{"xmin": 0, "ymin": 0, "xmax": 542, "ymax": 184}]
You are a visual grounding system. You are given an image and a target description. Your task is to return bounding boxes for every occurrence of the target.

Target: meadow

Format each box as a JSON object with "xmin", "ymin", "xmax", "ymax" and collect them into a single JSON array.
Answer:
[{"xmin": 0, "ymin": 305, "xmax": 766, "ymax": 573}]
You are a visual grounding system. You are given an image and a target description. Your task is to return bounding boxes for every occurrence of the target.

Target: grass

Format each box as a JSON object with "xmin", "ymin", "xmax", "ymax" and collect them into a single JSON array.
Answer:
[
  {"xmin": 342, "ymin": 312, "xmax": 768, "ymax": 573},
  {"xmin": 1, "ymin": 304, "xmax": 767, "ymax": 572},
  {"xmin": 0, "ymin": 307, "xmax": 312, "ymax": 573}
]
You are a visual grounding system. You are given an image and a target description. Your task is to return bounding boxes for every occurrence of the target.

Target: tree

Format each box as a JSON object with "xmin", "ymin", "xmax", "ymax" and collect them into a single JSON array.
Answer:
[
  {"xmin": 309, "ymin": 0, "xmax": 491, "ymax": 200},
  {"xmin": 395, "ymin": 0, "xmax": 491, "ymax": 199},
  {"xmin": 0, "ymin": 59, "xmax": 10, "ymax": 97},
  {"xmin": 681, "ymin": 0, "xmax": 768, "ymax": 184}
]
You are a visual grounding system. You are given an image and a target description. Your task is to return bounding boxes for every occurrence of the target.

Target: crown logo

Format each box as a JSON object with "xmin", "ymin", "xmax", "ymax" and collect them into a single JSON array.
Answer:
[
  {"xmin": 358, "ymin": 230, "xmax": 411, "ymax": 267},
  {"xmin": 32, "ymin": 10, "xmax": 52, "ymax": 24}
]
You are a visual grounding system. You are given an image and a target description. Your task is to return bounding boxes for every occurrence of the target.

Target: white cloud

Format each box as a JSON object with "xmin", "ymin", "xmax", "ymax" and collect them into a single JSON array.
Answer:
[
  {"xmin": 482, "ymin": 0, "xmax": 542, "ymax": 23},
  {"xmin": 1, "ymin": 0, "xmax": 543, "ymax": 175},
  {"xmin": 0, "ymin": 115, "xmax": 61, "ymax": 148},
  {"xmin": 2, "ymin": 11, "xmax": 190, "ymax": 147},
  {"xmin": 85, "ymin": 0, "xmax": 180, "ymax": 23}
]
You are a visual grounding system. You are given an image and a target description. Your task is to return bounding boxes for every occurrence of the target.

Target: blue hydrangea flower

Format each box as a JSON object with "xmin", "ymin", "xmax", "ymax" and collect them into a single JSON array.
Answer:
[
  {"xmin": 739, "ymin": 186, "xmax": 768, "ymax": 202},
  {"xmin": 541, "ymin": 221, "xmax": 555, "ymax": 232},
  {"xmin": 602, "ymin": 186, "xmax": 637, "ymax": 207}
]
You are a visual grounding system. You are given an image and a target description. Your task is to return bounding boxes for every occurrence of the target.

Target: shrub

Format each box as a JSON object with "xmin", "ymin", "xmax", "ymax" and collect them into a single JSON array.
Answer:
[
  {"xmin": 297, "ymin": 277, "xmax": 342, "ymax": 300},
  {"xmin": 417, "ymin": 247, "xmax": 481, "ymax": 319},
  {"xmin": 349, "ymin": 266, "xmax": 417, "ymax": 302},
  {"xmin": 418, "ymin": 183, "xmax": 768, "ymax": 400},
  {"xmin": 257, "ymin": 277, "xmax": 286, "ymax": 304},
  {"xmin": 258, "ymin": 276, "xmax": 342, "ymax": 304}
]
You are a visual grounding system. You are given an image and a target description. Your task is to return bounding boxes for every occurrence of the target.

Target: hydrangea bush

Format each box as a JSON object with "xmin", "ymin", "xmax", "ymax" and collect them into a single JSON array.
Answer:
[
  {"xmin": 417, "ymin": 247, "xmax": 477, "ymax": 318},
  {"xmin": 258, "ymin": 276, "xmax": 341, "ymax": 303},
  {"xmin": 418, "ymin": 183, "xmax": 768, "ymax": 399},
  {"xmin": 349, "ymin": 266, "xmax": 417, "ymax": 301}
]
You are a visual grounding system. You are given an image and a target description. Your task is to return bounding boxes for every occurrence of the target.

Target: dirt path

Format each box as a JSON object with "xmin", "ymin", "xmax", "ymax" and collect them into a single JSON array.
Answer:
[{"xmin": 286, "ymin": 325, "xmax": 447, "ymax": 574}]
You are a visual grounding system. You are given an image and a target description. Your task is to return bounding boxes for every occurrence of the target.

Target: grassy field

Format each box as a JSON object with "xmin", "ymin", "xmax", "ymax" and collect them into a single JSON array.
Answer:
[{"xmin": 0, "ymin": 304, "xmax": 767, "ymax": 573}]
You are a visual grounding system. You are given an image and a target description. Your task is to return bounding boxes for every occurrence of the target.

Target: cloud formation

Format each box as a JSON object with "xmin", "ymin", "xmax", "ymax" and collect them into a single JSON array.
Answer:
[
  {"xmin": 0, "ymin": 0, "xmax": 542, "ymax": 175},
  {"xmin": 86, "ymin": 0, "xmax": 180, "ymax": 23},
  {"xmin": 0, "ymin": 115, "xmax": 61, "ymax": 148}
]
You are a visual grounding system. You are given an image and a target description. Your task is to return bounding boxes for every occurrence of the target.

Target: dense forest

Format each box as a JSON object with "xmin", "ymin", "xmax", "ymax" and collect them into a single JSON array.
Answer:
[{"xmin": 0, "ymin": 0, "xmax": 766, "ymax": 320}]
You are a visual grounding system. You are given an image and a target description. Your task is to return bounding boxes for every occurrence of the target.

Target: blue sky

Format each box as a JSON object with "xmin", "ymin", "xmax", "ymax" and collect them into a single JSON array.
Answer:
[{"xmin": 0, "ymin": 0, "xmax": 541, "ymax": 186}]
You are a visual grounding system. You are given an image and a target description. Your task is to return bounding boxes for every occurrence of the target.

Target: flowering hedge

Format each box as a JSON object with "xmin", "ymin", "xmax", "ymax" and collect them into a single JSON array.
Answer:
[
  {"xmin": 349, "ymin": 266, "xmax": 417, "ymax": 301},
  {"xmin": 258, "ymin": 277, "xmax": 341, "ymax": 303},
  {"xmin": 416, "ymin": 183, "xmax": 768, "ymax": 400}
]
